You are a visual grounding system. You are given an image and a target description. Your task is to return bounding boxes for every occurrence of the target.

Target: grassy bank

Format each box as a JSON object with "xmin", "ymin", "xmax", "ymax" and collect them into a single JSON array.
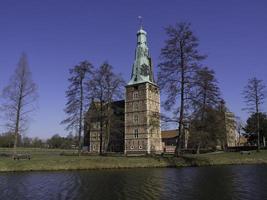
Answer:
[
  {"xmin": 186, "ymin": 150, "xmax": 267, "ymax": 166},
  {"xmin": 0, "ymin": 148, "xmax": 267, "ymax": 172}
]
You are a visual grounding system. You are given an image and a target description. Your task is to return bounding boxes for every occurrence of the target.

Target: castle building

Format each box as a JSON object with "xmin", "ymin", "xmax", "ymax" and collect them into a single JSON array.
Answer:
[
  {"xmin": 225, "ymin": 111, "xmax": 238, "ymax": 147},
  {"xmin": 124, "ymin": 27, "xmax": 163, "ymax": 154},
  {"xmin": 84, "ymin": 26, "xmax": 162, "ymax": 155},
  {"xmin": 84, "ymin": 100, "xmax": 125, "ymax": 153},
  {"xmin": 84, "ymin": 26, "xmax": 238, "ymax": 154}
]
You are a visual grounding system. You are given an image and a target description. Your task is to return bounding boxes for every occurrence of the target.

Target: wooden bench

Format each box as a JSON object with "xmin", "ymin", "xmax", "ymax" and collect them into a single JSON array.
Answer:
[
  {"xmin": 13, "ymin": 154, "xmax": 31, "ymax": 160},
  {"xmin": 240, "ymin": 151, "xmax": 251, "ymax": 155},
  {"xmin": 0, "ymin": 153, "xmax": 12, "ymax": 157}
]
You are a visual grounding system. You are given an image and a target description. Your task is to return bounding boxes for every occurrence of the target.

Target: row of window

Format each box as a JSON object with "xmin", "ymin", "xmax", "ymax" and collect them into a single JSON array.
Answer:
[
  {"xmin": 128, "ymin": 140, "xmax": 145, "ymax": 150},
  {"xmin": 133, "ymin": 114, "xmax": 158, "ymax": 124},
  {"xmin": 132, "ymin": 91, "xmax": 158, "ymax": 100},
  {"xmin": 91, "ymin": 129, "xmax": 141, "ymax": 139},
  {"xmin": 130, "ymin": 145, "xmax": 143, "ymax": 150},
  {"xmin": 132, "ymin": 103, "xmax": 158, "ymax": 110},
  {"xmin": 134, "ymin": 129, "xmax": 158, "ymax": 138}
]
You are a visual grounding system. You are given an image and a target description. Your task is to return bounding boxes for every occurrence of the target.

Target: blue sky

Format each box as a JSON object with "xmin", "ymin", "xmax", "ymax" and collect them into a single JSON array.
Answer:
[{"xmin": 1, "ymin": 0, "xmax": 267, "ymax": 139}]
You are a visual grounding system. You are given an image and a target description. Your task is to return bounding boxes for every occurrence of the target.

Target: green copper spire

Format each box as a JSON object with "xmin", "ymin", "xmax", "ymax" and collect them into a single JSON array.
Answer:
[{"xmin": 128, "ymin": 26, "xmax": 155, "ymax": 85}]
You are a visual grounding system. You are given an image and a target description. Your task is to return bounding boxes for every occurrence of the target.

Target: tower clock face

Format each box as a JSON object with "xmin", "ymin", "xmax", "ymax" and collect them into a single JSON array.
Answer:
[{"xmin": 140, "ymin": 64, "xmax": 149, "ymax": 76}]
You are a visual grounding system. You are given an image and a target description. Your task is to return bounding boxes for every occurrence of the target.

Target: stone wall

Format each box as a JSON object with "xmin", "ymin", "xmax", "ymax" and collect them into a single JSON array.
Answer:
[{"xmin": 125, "ymin": 82, "xmax": 162, "ymax": 154}]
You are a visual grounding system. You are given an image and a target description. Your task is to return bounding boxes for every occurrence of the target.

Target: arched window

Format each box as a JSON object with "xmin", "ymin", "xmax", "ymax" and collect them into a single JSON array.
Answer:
[
  {"xmin": 134, "ymin": 115, "xmax": 139, "ymax": 124},
  {"xmin": 133, "ymin": 91, "xmax": 138, "ymax": 99},
  {"xmin": 133, "ymin": 102, "xmax": 138, "ymax": 110}
]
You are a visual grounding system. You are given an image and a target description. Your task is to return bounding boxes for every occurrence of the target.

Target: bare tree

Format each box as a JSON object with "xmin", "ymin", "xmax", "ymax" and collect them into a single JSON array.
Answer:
[
  {"xmin": 89, "ymin": 62, "xmax": 125, "ymax": 155},
  {"xmin": 158, "ymin": 22, "xmax": 205, "ymax": 156},
  {"xmin": 1, "ymin": 53, "xmax": 38, "ymax": 155},
  {"xmin": 61, "ymin": 61, "xmax": 94, "ymax": 155},
  {"xmin": 243, "ymin": 77, "xmax": 266, "ymax": 151}
]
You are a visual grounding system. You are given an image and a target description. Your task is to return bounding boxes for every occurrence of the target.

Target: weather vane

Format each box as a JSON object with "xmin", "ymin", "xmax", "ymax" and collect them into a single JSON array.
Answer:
[{"xmin": 138, "ymin": 16, "xmax": 143, "ymax": 29}]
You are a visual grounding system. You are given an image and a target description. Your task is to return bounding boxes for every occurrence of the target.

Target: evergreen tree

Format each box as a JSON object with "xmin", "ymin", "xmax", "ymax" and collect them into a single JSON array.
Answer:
[
  {"xmin": 190, "ymin": 67, "xmax": 221, "ymax": 153},
  {"xmin": 243, "ymin": 77, "xmax": 266, "ymax": 151},
  {"xmin": 244, "ymin": 112, "xmax": 267, "ymax": 145}
]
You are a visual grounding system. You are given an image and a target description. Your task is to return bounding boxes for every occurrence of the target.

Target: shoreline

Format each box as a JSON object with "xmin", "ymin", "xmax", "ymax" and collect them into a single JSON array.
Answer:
[
  {"xmin": 1, "ymin": 163, "xmax": 267, "ymax": 173},
  {"xmin": 1, "ymin": 149, "xmax": 267, "ymax": 172}
]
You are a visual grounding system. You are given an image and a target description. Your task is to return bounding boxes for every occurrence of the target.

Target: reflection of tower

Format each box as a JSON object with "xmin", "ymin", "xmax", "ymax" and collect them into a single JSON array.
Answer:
[{"xmin": 124, "ymin": 25, "xmax": 162, "ymax": 155}]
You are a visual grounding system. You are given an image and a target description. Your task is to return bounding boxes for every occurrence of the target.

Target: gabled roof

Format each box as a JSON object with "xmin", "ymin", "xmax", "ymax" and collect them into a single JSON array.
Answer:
[{"xmin": 161, "ymin": 130, "xmax": 178, "ymax": 139}]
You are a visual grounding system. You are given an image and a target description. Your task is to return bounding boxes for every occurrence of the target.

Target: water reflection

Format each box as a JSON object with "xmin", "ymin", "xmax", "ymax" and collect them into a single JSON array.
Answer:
[
  {"xmin": 231, "ymin": 165, "xmax": 267, "ymax": 200},
  {"xmin": 0, "ymin": 165, "xmax": 266, "ymax": 200}
]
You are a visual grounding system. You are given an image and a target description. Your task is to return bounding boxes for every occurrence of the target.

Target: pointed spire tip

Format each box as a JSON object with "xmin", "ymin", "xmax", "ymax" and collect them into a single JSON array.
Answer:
[{"xmin": 138, "ymin": 16, "xmax": 143, "ymax": 29}]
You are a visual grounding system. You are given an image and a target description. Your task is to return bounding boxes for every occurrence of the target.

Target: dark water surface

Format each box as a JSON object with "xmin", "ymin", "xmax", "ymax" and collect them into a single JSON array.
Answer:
[{"xmin": 0, "ymin": 165, "xmax": 267, "ymax": 200}]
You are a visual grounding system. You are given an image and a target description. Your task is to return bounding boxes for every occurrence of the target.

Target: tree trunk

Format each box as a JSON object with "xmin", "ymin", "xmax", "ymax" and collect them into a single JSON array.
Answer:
[
  {"xmin": 256, "ymin": 91, "xmax": 260, "ymax": 152},
  {"xmin": 175, "ymin": 45, "xmax": 185, "ymax": 157},
  {"xmin": 256, "ymin": 111, "xmax": 260, "ymax": 152},
  {"xmin": 99, "ymin": 101, "xmax": 103, "ymax": 155},
  {"xmin": 198, "ymin": 89, "xmax": 207, "ymax": 155},
  {"xmin": 105, "ymin": 112, "xmax": 111, "ymax": 152},
  {"xmin": 196, "ymin": 142, "xmax": 201, "ymax": 154},
  {"xmin": 13, "ymin": 84, "xmax": 23, "ymax": 157},
  {"xmin": 78, "ymin": 78, "xmax": 84, "ymax": 156}
]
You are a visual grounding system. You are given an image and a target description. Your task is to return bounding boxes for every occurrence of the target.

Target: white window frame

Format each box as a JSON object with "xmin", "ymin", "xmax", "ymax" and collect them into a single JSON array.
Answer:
[{"xmin": 134, "ymin": 129, "xmax": 138, "ymax": 138}]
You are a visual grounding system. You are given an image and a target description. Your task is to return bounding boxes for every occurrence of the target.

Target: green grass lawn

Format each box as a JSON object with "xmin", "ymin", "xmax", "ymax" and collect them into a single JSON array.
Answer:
[
  {"xmin": 186, "ymin": 150, "xmax": 267, "ymax": 166},
  {"xmin": 0, "ymin": 148, "xmax": 179, "ymax": 172},
  {"xmin": 0, "ymin": 148, "xmax": 266, "ymax": 172}
]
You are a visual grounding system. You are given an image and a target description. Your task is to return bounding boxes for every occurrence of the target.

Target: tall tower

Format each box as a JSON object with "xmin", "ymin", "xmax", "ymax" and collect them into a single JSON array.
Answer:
[{"xmin": 125, "ymin": 26, "xmax": 162, "ymax": 155}]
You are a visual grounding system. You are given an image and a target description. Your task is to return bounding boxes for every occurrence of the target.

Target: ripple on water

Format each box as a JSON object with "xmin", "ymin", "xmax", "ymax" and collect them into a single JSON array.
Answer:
[{"xmin": 0, "ymin": 165, "xmax": 267, "ymax": 200}]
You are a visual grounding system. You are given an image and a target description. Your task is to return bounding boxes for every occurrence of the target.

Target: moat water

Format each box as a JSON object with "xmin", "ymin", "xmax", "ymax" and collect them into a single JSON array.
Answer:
[{"xmin": 0, "ymin": 165, "xmax": 267, "ymax": 200}]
